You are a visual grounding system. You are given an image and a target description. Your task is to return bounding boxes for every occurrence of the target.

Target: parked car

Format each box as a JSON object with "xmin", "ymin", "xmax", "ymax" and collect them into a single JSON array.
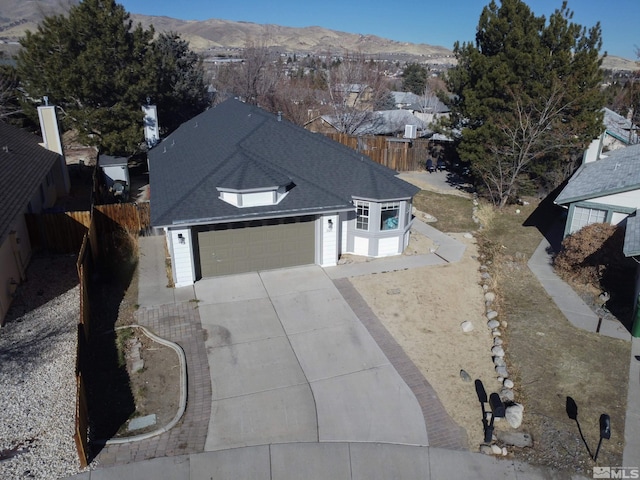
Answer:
[{"xmin": 436, "ymin": 160, "xmax": 446, "ymax": 171}]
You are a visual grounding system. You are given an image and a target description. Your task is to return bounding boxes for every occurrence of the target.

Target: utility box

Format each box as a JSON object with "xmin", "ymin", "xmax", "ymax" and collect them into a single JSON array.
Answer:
[{"xmin": 404, "ymin": 124, "xmax": 417, "ymax": 139}]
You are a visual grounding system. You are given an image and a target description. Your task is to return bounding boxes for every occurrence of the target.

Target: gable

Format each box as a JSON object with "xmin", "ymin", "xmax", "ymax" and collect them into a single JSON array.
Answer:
[{"xmin": 555, "ymin": 143, "xmax": 640, "ymax": 205}]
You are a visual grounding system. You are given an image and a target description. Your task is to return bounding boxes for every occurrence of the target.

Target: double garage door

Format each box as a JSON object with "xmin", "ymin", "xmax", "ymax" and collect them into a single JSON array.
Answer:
[{"xmin": 197, "ymin": 216, "xmax": 316, "ymax": 277}]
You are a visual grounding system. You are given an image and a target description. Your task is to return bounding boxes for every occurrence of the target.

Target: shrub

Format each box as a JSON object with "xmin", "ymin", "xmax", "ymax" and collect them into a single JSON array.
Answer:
[{"xmin": 553, "ymin": 222, "xmax": 628, "ymax": 286}]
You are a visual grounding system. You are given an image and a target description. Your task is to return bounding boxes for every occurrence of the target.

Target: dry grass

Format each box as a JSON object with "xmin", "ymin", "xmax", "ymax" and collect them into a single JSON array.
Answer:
[
  {"xmin": 477, "ymin": 199, "xmax": 630, "ymax": 475},
  {"xmin": 413, "ymin": 190, "xmax": 477, "ymax": 233}
]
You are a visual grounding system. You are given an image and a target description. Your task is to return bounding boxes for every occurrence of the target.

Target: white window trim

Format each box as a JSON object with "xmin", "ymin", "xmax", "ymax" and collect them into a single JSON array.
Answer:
[{"xmin": 355, "ymin": 200, "xmax": 370, "ymax": 231}]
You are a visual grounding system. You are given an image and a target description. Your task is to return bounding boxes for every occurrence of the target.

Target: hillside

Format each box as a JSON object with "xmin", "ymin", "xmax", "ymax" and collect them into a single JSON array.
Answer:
[{"xmin": 0, "ymin": 0, "xmax": 635, "ymax": 70}]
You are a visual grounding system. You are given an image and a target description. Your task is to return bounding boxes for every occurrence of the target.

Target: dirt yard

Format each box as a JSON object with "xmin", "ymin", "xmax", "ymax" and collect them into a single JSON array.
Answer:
[{"xmin": 349, "ymin": 231, "xmax": 498, "ymax": 449}]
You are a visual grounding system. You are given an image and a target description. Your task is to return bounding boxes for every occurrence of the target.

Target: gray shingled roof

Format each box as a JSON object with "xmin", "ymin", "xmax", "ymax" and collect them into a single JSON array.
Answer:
[
  {"xmin": 150, "ymin": 99, "xmax": 420, "ymax": 227},
  {"xmin": 0, "ymin": 122, "xmax": 60, "ymax": 244},
  {"xmin": 603, "ymin": 108, "xmax": 639, "ymax": 145},
  {"xmin": 554, "ymin": 143, "xmax": 640, "ymax": 205},
  {"xmin": 321, "ymin": 110, "xmax": 426, "ymax": 136}
]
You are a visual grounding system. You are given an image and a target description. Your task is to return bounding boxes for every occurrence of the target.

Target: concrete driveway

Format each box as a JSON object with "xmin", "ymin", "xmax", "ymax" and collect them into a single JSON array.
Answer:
[{"xmin": 194, "ymin": 265, "xmax": 429, "ymax": 451}]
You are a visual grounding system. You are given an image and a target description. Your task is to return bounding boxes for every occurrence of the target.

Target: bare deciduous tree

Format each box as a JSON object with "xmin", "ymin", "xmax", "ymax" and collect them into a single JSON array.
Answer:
[
  {"xmin": 324, "ymin": 52, "xmax": 391, "ymax": 134},
  {"xmin": 476, "ymin": 85, "xmax": 578, "ymax": 207}
]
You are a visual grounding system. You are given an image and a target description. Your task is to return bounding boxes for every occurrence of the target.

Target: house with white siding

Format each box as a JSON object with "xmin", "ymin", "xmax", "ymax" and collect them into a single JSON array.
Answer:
[
  {"xmin": 149, "ymin": 99, "xmax": 420, "ymax": 286},
  {"xmin": 555, "ymin": 143, "xmax": 640, "ymax": 237}
]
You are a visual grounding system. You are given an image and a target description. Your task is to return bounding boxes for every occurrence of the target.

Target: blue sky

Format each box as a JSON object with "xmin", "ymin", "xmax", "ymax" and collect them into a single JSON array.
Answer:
[{"xmin": 118, "ymin": 0, "xmax": 639, "ymax": 60}]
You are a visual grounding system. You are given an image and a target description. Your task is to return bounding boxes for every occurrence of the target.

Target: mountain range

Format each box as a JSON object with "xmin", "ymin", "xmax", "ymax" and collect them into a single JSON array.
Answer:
[{"xmin": 0, "ymin": 0, "xmax": 636, "ymax": 70}]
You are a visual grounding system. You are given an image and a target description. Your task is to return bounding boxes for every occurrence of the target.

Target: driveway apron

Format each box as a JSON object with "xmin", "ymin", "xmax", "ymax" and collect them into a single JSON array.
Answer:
[{"xmin": 195, "ymin": 265, "xmax": 429, "ymax": 451}]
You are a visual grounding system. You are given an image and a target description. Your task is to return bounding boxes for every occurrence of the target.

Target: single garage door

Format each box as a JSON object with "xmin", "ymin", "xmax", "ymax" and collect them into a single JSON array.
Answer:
[{"xmin": 197, "ymin": 216, "xmax": 316, "ymax": 277}]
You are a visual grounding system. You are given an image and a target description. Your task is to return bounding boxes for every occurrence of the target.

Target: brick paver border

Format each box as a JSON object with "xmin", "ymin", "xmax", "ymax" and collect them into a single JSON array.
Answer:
[
  {"xmin": 92, "ymin": 301, "xmax": 212, "ymax": 466},
  {"xmin": 334, "ymin": 278, "xmax": 469, "ymax": 451}
]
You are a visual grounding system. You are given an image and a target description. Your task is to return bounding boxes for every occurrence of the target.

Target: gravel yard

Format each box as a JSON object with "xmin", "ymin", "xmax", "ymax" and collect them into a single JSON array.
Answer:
[{"xmin": 0, "ymin": 255, "xmax": 84, "ymax": 479}]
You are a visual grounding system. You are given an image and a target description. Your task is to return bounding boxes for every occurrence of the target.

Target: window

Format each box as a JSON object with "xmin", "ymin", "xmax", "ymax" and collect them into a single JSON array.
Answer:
[
  {"xmin": 355, "ymin": 200, "xmax": 369, "ymax": 231},
  {"xmin": 570, "ymin": 206, "xmax": 606, "ymax": 234},
  {"xmin": 380, "ymin": 202, "xmax": 400, "ymax": 230}
]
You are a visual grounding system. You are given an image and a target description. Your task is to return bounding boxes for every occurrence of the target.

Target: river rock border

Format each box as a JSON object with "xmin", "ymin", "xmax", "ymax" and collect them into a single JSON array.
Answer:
[{"xmin": 477, "ymin": 261, "xmax": 530, "ymax": 455}]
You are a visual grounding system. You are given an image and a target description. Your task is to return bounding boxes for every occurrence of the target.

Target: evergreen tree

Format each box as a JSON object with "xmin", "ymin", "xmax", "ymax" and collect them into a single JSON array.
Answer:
[
  {"xmin": 17, "ymin": 0, "xmax": 208, "ymax": 155},
  {"xmin": 151, "ymin": 32, "xmax": 209, "ymax": 134},
  {"xmin": 445, "ymin": 0, "xmax": 605, "ymax": 206},
  {"xmin": 402, "ymin": 63, "xmax": 429, "ymax": 95}
]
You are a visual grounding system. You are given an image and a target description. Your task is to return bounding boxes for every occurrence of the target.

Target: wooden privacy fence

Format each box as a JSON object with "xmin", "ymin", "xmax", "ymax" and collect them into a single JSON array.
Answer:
[
  {"xmin": 25, "ymin": 211, "xmax": 91, "ymax": 254},
  {"xmin": 324, "ymin": 133, "xmax": 431, "ymax": 171},
  {"xmin": 26, "ymin": 203, "xmax": 151, "ymax": 254},
  {"xmin": 30, "ymin": 202, "xmax": 152, "ymax": 467}
]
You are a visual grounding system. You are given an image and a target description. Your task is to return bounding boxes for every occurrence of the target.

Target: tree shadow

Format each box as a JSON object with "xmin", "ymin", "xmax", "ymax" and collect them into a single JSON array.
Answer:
[
  {"xmin": 522, "ymin": 183, "xmax": 567, "ymax": 252},
  {"xmin": 82, "ymin": 219, "xmax": 138, "ymax": 461},
  {"xmin": 586, "ymin": 226, "xmax": 636, "ymax": 331}
]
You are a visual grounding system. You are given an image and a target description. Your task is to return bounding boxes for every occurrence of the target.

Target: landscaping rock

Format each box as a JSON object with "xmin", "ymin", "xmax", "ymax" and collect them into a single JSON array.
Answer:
[
  {"xmin": 480, "ymin": 444, "xmax": 493, "ymax": 455},
  {"xmin": 461, "ymin": 321, "xmax": 474, "ymax": 333},
  {"xmin": 493, "ymin": 357, "xmax": 506, "ymax": 367},
  {"xmin": 495, "ymin": 366, "xmax": 509, "ymax": 377},
  {"xmin": 486, "ymin": 310, "xmax": 498, "ymax": 320},
  {"xmin": 487, "ymin": 319, "xmax": 500, "ymax": 329},
  {"xmin": 491, "ymin": 444, "xmax": 502, "ymax": 455},
  {"xmin": 496, "ymin": 430, "xmax": 533, "ymax": 448},
  {"xmin": 501, "ymin": 320, "xmax": 508, "ymax": 328},
  {"xmin": 499, "ymin": 387, "xmax": 515, "ymax": 403},
  {"xmin": 493, "ymin": 337, "xmax": 503, "ymax": 346},
  {"xmin": 460, "ymin": 369, "xmax": 472, "ymax": 382},
  {"xmin": 502, "ymin": 447, "xmax": 508, "ymax": 456},
  {"xmin": 503, "ymin": 379, "xmax": 514, "ymax": 389},
  {"xmin": 484, "ymin": 292, "xmax": 496, "ymax": 303},
  {"xmin": 491, "ymin": 345, "xmax": 505, "ymax": 357},
  {"xmin": 492, "ymin": 330, "xmax": 502, "ymax": 337},
  {"xmin": 505, "ymin": 403, "xmax": 524, "ymax": 429},
  {"xmin": 481, "ymin": 272, "xmax": 491, "ymax": 280}
]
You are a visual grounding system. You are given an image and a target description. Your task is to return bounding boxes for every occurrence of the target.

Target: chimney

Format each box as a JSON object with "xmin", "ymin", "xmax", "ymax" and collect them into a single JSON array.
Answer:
[
  {"xmin": 142, "ymin": 102, "xmax": 160, "ymax": 148},
  {"xmin": 37, "ymin": 102, "xmax": 70, "ymax": 193}
]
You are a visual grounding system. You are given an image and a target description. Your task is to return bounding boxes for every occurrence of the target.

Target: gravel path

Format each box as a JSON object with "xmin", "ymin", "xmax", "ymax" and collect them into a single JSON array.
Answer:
[{"xmin": 0, "ymin": 255, "xmax": 83, "ymax": 479}]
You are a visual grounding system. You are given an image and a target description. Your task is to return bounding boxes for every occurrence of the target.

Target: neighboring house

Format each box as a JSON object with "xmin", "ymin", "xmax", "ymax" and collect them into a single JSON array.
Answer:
[
  {"xmin": 335, "ymin": 83, "xmax": 374, "ymax": 110},
  {"xmin": 554, "ymin": 143, "xmax": 640, "ymax": 237},
  {"xmin": 0, "ymin": 117, "xmax": 69, "ymax": 324},
  {"xmin": 602, "ymin": 107, "xmax": 639, "ymax": 151},
  {"xmin": 390, "ymin": 91, "xmax": 450, "ymax": 126},
  {"xmin": 317, "ymin": 109, "xmax": 427, "ymax": 137},
  {"xmin": 581, "ymin": 108, "xmax": 639, "ymax": 163},
  {"xmin": 149, "ymin": 99, "xmax": 420, "ymax": 286}
]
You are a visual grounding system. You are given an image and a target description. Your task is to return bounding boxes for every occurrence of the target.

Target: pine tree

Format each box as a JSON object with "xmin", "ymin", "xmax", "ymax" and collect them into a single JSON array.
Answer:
[
  {"xmin": 17, "ymin": 0, "xmax": 208, "ymax": 155},
  {"xmin": 445, "ymin": 0, "xmax": 605, "ymax": 206},
  {"xmin": 401, "ymin": 63, "xmax": 429, "ymax": 95}
]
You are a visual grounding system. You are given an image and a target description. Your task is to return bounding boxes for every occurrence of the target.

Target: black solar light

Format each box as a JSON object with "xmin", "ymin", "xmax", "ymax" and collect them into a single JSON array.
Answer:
[{"xmin": 593, "ymin": 414, "xmax": 611, "ymax": 461}]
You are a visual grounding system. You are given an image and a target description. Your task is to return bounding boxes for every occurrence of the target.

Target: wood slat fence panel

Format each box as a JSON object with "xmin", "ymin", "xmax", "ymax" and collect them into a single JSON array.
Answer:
[{"xmin": 324, "ymin": 133, "xmax": 430, "ymax": 171}]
